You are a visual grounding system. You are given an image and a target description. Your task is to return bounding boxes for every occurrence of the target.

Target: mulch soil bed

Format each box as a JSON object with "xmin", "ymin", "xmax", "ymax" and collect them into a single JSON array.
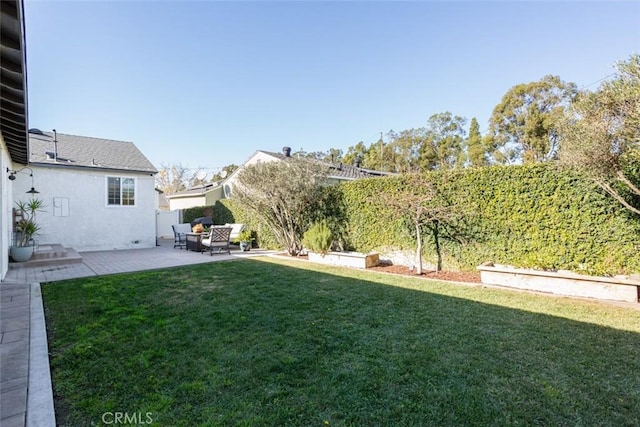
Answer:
[{"xmin": 273, "ymin": 253, "xmax": 481, "ymax": 284}]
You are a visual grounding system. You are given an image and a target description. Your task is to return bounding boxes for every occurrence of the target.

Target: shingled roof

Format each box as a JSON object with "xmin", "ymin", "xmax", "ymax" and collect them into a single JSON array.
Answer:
[
  {"xmin": 257, "ymin": 150, "xmax": 394, "ymax": 180},
  {"xmin": 167, "ymin": 182, "xmax": 221, "ymax": 199},
  {"xmin": 28, "ymin": 130, "xmax": 157, "ymax": 174}
]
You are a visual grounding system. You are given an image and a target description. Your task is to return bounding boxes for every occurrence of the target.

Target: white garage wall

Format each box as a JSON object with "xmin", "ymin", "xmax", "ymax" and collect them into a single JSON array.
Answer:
[
  {"xmin": 156, "ymin": 210, "xmax": 179, "ymax": 238},
  {"xmin": 12, "ymin": 165, "xmax": 157, "ymax": 251},
  {"xmin": 1, "ymin": 136, "xmax": 16, "ymax": 279}
]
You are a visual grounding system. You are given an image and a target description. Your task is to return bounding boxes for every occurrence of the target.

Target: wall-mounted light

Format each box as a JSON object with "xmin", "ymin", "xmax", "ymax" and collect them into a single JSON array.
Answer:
[{"xmin": 6, "ymin": 167, "xmax": 39, "ymax": 194}]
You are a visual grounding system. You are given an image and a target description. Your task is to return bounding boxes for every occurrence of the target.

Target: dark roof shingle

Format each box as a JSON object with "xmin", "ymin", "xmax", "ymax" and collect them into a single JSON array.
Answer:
[
  {"xmin": 167, "ymin": 183, "xmax": 221, "ymax": 198},
  {"xmin": 257, "ymin": 150, "xmax": 394, "ymax": 180},
  {"xmin": 28, "ymin": 131, "xmax": 157, "ymax": 174}
]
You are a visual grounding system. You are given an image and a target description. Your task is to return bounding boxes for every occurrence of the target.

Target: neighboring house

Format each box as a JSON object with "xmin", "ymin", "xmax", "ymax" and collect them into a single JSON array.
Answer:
[
  {"xmin": 1, "ymin": 0, "xmax": 29, "ymax": 279},
  {"xmin": 166, "ymin": 181, "xmax": 224, "ymax": 211},
  {"xmin": 164, "ymin": 146, "xmax": 393, "ymax": 211},
  {"xmin": 24, "ymin": 129, "xmax": 158, "ymax": 251},
  {"xmin": 222, "ymin": 147, "xmax": 394, "ymax": 198}
]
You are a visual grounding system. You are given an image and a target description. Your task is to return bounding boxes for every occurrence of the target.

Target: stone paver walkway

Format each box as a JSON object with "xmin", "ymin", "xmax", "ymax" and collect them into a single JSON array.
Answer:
[
  {"xmin": 0, "ymin": 282, "xmax": 31, "ymax": 427},
  {"xmin": 0, "ymin": 239, "xmax": 271, "ymax": 426}
]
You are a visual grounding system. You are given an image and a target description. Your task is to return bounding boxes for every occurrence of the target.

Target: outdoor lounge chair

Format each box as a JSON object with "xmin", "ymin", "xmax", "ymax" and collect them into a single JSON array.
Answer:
[
  {"xmin": 224, "ymin": 223, "xmax": 245, "ymax": 242},
  {"xmin": 172, "ymin": 223, "xmax": 192, "ymax": 249},
  {"xmin": 201, "ymin": 226, "xmax": 232, "ymax": 255}
]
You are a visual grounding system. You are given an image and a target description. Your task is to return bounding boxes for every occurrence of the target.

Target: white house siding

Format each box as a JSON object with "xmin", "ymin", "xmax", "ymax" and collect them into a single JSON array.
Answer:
[
  {"xmin": 13, "ymin": 166, "xmax": 157, "ymax": 251},
  {"xmin": 156, "ymin": 210, "xmax": 180, "ymax": 238},
  {"xmin": 0, "ymin": 136, "xmax": 16, "ymax": 279},
  {"xmin": 223, "ymin": 151, "xmax": 281, "ymax": 198},
  {"xmin": 204, "ymin": 186, "xmax": 224, "ymax": 205},
  {"xmin": 168, "ymin": 195, "xmax": 207, "ymax": 211}
]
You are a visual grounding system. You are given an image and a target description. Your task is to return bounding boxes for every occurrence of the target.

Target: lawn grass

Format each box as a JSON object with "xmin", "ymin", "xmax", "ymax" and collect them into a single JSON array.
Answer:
[{"xmin": 43, "ymin": 257, "xmax": 640, "ymax": 426}]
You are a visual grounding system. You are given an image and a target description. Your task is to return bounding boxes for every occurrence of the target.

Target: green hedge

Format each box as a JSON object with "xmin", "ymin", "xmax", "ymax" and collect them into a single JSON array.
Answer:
[
  {"xmin": 182, "ymin": 206, "xmax": 214, "ymax": 225},
  {"xmin": 340, "ymin": 163, "xmax": 640, "ymax": 276}
]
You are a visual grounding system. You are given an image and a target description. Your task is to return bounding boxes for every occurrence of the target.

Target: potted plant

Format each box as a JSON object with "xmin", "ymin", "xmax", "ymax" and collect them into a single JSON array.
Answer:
[
  {"xmin": 10, "ymin": 198, "xmax": 45, "ymax": 262},
  {"xmin": 238, "ymin": 229, "xmax": 253, "ymax": 252}
]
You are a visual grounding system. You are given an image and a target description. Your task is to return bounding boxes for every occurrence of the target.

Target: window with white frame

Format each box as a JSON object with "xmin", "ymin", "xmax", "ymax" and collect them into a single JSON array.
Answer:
[{"xmin": 107, "ymin": 177, "xmax": 135, "ymax": 206}]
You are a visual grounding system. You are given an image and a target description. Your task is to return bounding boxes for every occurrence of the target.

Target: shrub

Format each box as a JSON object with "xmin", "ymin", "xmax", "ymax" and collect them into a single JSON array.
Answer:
[
  {"xmin": 302, "ymin": 221, "xmax": 333, "ymax": 254},
  {"xmin": 232, "ymin": 159, "xmax": 330, "ymax": 256}
]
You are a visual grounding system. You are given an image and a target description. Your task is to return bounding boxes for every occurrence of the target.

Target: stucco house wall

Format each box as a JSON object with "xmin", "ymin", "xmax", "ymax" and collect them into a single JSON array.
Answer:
[
  {"xmin": 168, "ymin": 194, "xmax": 206, "ymax": 211},
  {"xmin": 222, "ymin": 151, "xmax": 281, "ymax": 198},
  {"xmin": 205, "ymin": 186, "xmax": 224, "ymax": 205},
  {"xmin": 1, "ymin": 137, "xmax": 17, "ymax": 278},
  {"xmin": 12, "ymin": 165, "xmax": 157, "ymax": 251},
  {"xmin": 167, "ymin": 183, "xmax": 224, "ymax": 211},
  {"xmin": 1, "ymin": 0, "xmax": 29, "ymax": 279}
]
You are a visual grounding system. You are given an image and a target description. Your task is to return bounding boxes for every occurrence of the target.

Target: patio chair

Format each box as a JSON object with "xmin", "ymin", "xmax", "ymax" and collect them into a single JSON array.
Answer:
[
  {"xmin": 201, "ymin": 226, "xmax": 232, "ymax": 255},
  {"xmin": 172, "ymin": 223, "xmax": 192, "ymax": 249},
  {"xmin": 224, "ymin": 223, "xmax": 245, "ymax": 242}
]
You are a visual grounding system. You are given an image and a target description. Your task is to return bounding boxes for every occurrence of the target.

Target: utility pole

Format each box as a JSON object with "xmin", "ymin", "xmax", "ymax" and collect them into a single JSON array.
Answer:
[{"xmin": 379, "ymin": 132, "xmax": 383, "ymax": 168}]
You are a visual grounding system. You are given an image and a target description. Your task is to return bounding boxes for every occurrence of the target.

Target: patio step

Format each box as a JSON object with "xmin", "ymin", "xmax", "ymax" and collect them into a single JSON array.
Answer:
[{"xmin": 9, "ymin": 244, "xmax": 83, "ymax": 269}]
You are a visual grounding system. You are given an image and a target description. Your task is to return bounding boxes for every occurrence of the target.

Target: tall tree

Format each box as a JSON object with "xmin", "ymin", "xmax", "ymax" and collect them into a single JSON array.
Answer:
[
  {"xmin": 387, "ymin": 128, "xmax": 426, "ymax": 173},
  {"xmin": 232, "ymin": 158, "xmax": 330, "ymax": 256},
  {"xmin": 488, "ymin": 75, "xmax": 578, "ymax": 163},
  {"xmin": 559, "ymin": 54, "xmax": 640, "ymax": 215},
  {"xmin": 364, "ymin": 134, "xmax": 399, "ymax": 172},
  {"xmin": 466, "ymin": 117, "xmax": 488, "ymax": 167},
  {"xmin": 325, "ymin": 148, "xmax": 344, "ymax": 164},
  {"xmin": 419, "ymin": 112, "xmax": 467, "ymax": 170},
  {"xmin": 343, "ymin": 141, "xmax": 369, "ymax": 167},
  {"xmin": 367, "ymin": 134, "xmax": 384, "ymax": 170}
]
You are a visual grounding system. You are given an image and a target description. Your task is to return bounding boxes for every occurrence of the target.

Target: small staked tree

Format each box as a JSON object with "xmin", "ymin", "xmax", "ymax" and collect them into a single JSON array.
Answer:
[
  {"xmin": 232, "ymin": 158, "xmax": 329, "ymax": 256},
  {"xmin": 382, "ymin": 174, "xmax": 458, "ymax": 274}
]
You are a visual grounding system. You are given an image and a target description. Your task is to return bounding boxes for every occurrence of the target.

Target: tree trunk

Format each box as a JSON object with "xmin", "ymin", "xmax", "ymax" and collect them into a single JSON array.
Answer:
[
  {"xmin": 415, "ymin": 221, "xmax": 423, "ymax": 275},
  {"xmin": 433, "ymin": 220, "xmax": 442, "ymax": 272}
]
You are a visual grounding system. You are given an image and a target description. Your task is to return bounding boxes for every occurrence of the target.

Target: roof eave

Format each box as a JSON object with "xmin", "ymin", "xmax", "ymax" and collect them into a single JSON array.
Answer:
[
  {"xmin": 166, "ymin": 186, "xmax": 221, "ymax": 199},
  {"xmin": 28, "ymin": 161, "xmax": 157, "ymax": 175},
  {"xmin": 328, "ymin": 175, "xmax": 357, "ymax": 181},
  {"xmin": 1, "ymin": 0, "xmax": 29, "ymax": 165}
]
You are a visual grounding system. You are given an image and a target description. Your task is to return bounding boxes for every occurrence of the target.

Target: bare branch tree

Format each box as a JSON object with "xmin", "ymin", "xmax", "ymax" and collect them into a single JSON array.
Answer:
[
  {"xmin": 382, "ymin": 173, "xmax": 459, "ymax": 273},
  {"xmin": 155, "ymin": 163, "xmax": 189, "ymax": 195}
]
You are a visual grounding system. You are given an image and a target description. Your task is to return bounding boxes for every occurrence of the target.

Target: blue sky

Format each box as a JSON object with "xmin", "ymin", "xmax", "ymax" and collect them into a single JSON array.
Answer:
[{"xmin": 25, "ymin": 1, "xmax": 639, "ymax": 174}]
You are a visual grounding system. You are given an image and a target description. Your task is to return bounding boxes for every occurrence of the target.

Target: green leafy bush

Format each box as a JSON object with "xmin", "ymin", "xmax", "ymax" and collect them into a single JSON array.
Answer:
[
  {"xmin": 215, "ymin": 199, "xmax": 279, "ymax": 250},
  {"xmin": 302, "ymin": 221, "xmax": 333, "ymax": 254},
  {"xmin": 182, "ymin": 206, "xmax": 213, "ymax": 224}
]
